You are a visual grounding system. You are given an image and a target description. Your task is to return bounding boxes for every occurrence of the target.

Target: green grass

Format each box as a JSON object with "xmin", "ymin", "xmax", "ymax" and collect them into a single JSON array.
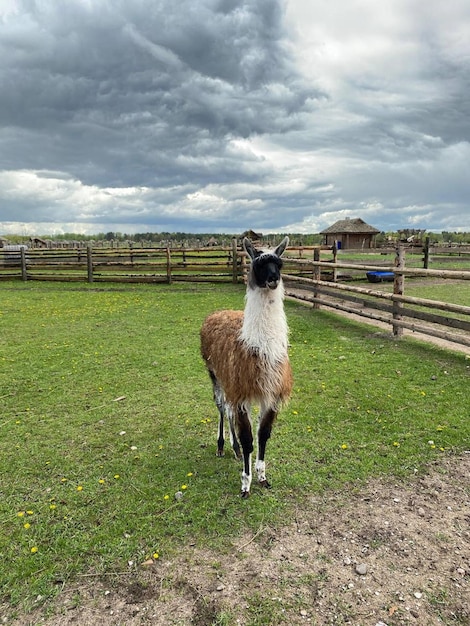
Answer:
[{"xmin": 0, "ymin": 280, "xmax": 468, "ymax": 613}]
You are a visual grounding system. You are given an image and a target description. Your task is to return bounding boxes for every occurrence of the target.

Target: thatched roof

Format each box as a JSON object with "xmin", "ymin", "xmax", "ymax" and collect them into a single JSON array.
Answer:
[
  {"xmin": 241, "ymin": 229, "xmax": 263, "ymax": 240},
  {"xmin": 320, "ymin": 218, "xmax": 380, "ymax": 235}
]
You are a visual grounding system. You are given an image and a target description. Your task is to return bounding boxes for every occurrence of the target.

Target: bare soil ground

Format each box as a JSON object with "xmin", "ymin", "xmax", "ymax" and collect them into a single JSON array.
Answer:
[{"xmin": 5, "ymin": 454, "xmax": 469, "ymax": 626}]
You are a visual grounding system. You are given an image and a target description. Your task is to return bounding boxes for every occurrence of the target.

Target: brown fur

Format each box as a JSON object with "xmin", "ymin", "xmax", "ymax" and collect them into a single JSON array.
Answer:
[{"xmin": 200, "ymin": 309, "xmax": 293, "ymax": 407}]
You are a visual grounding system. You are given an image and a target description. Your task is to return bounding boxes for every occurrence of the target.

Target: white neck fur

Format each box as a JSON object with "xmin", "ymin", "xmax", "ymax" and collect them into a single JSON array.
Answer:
[{"xmin": 240, "ymin": 280, "xmax": 289, "ymax": 364}]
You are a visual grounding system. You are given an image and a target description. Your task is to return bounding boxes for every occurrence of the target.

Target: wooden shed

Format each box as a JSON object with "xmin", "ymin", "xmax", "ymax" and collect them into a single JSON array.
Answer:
[
  {"xmin": 241, "ymin": 230, "xmax": 263, "ymax": 244},
  {"xmin": 29, "ymin": 237, "xmax": 49, "ymax": 248},
  {"xmin": 320, "ymin": 218, "xmax": 380, "ymax": 249}
]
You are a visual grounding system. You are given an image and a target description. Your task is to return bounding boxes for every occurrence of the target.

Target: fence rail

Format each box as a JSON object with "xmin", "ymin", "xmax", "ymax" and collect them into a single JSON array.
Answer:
[{"xmin": 1, "ymin": 243, "xmax": 469, "ymax": 350}]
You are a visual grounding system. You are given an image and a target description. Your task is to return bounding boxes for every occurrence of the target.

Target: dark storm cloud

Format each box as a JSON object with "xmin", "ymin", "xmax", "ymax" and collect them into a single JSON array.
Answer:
[
  {"xmin": 0, "ymin": 0, "xmax": 317, "ymax": 190},
  {"xmin": 0, "ymin": 0, "xmax": 469, "ymax": 235}
]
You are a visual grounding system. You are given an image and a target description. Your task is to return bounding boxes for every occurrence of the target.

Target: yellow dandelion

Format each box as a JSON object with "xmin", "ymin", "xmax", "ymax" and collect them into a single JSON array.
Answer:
[
  {"xmin": 30, "ymin": 546, "xmax": 38, "ymax": 554},
  {"xmin": 24, "ymin": 523, "xmax": 31, "ymax": 529},
  {"xmin": 164, "ymin": 494, "xmax": 170, "ymax": 500},
  {"xmin": 153, "ymin": 552, "xmax": 159, "ymax": 560},
  {"xmin": 186, "ymin": 472, "xmax": 193, "ymax": 477},
  {"xmin": 341, "ymin": 444, "xmax": 348, "ymax": 450},
  {"xmin": 114, "ymin": 474, "xmax": 120, "ymax": 479},
  {"xmin": 17, "ymin": 511, "xmax": 25, "ymax": 518},
  {"xmin": 49, "ymin": 504, "xmax": 56, "ymax": 510},
  {"xmin": 393, "ymin": 441, "xmax": 400, "ymax": 447},
  {"xmin": 98, "ymin": 479, "xmax": 105, "ymax": 484},
  {"xmin": 181, "ymin": 484, "xmax": 188, "ymax": 490},
  {"xmin": 26, "ymin": 510, "xmax": 34, "ymax": 515}
]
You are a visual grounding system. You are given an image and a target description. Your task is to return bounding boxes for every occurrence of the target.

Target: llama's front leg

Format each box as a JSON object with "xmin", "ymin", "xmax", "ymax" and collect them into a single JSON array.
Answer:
[
  {"xmin": 256, "ymin": 405, "xmax": 278, "ymax": 488},
  {"xmin": 235, "ymin": 405, "xmax": 253, "ymax": 498}
]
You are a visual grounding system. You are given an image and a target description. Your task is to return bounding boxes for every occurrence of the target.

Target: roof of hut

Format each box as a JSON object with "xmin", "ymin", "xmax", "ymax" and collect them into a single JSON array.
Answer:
[
  {"xmin": 241, "ymin": 229, "xmax": 263, "ymax": 240},
  {"xmin": 320, "ymin": 218, "xmax": 380, "ymax": 235}
]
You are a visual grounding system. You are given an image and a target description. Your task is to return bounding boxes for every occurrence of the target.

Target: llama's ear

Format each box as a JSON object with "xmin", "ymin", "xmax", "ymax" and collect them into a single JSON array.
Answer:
[
  {"xmin": 274, "ymin": 236, "xmax": 289, "ymax": 258},
  {"xmin": 243, "ymin": 238, "xmax": 256, "ymax": 260}
]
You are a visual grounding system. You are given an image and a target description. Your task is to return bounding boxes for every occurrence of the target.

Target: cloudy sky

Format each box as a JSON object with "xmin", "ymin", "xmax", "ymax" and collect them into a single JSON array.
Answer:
[{"xmin": 1, "ymin": 0, "xmax": 469, "ymax": 236}]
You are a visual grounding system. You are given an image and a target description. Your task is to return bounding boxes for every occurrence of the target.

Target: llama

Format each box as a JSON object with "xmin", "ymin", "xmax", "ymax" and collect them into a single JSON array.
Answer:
[{"xmin": 200, "ymin": 237, "xmax": 293, "ymax": 497}]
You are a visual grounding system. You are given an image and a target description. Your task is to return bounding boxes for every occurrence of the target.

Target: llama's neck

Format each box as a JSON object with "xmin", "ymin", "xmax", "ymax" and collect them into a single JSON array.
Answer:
[{"xmin": 240, "ymin": 281, "xmax": 289, "ymax": 364}]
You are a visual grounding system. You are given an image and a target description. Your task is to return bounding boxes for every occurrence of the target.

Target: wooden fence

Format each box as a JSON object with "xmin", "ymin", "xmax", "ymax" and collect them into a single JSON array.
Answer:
[
  {"xmin": 0, "ymin": 243, "xmax": 242, "ymax": 284},
  {"xmin": 0, "ymin": 242, "xmax": 328, "ymax": 284},
  {"xmin": 283, "ymin": 247, "xmax": 470, "ymax": 349},
  {"xmin": 1, "ymin": 243, "xmax": 469, "ymax": 349}
]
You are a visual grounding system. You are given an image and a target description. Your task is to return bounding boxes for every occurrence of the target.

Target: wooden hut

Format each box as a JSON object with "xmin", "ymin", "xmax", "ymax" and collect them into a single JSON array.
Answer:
[
  {"xmin": 241, "ymin": 229, "xmax": 263, "ymax": 244},
  {"xmin": 29, "ymin": 237, "xmax": 49, "ymax": 248},
  {"xmin": 320, "ymin": 218, "xmax": 380, "ymax": 249}
]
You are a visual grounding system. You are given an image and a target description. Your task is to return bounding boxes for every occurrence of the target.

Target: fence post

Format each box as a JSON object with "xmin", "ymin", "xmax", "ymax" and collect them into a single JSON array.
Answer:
[
  {"xmin": 313, "ymin": 247, "xmax": 321, "ymax": 309},
  {"xmin": 423, "ymin": 236, "xmax": 430, "ymax": 269},
  {"xmin": 87, "ymin": 245, "xmax": 94, "ymax": 283},
  {"xmin": 232, "ymin": 237, "xmax": 239, "ymax": 283},
  {"xmin": 332, "ymin": 241, "xmax": 338, "ymax": 282},
  {"xmin": 392, "ymin": 244, "xmax": 405, "ymax": 337},
  {"xmin": 20, "ymin": 247, "xmax": 27, "ymax": 281},
  {"xmin": 166, "ymin": 246, "xmax": 172, "ymax": 284}
]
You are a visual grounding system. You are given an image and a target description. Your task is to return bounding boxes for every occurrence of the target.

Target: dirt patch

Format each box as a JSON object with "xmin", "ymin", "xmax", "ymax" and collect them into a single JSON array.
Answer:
[{"xmin": 5, "ymin": 454, "xmax": 469, "ymax": 626}]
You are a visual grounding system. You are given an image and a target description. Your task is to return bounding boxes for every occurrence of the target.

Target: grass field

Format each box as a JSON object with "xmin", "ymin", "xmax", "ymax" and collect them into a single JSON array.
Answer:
[{"xmin": 0, "ymin": 280, "xmax": 469, "ymax": 616}]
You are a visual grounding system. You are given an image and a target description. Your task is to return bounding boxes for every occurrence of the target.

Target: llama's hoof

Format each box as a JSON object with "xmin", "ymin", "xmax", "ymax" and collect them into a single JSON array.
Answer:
[
  {"xmin": 259, "ymin": 479, "xmax": 272, "ymax": 489},
  {"xmin": 216, "ymin": 449, "xmax": 224, "ymax": 457},
  {"xmin": 240, "ymin": 490, "xmax": 250, "ymax": 499}
]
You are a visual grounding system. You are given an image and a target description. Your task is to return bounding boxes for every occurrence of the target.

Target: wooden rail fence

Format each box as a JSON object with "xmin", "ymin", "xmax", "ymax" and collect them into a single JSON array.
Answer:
[
  {"xmin": 0, "ymin": 242, "xmax": 244, "ymax": 284},
  {"xmin": 283, "ymin": 247, "xmax": 470, "ymax": 349},
  {"xmin": 1, "ymin": 243, "xmax": 469, "ymax": 349}
]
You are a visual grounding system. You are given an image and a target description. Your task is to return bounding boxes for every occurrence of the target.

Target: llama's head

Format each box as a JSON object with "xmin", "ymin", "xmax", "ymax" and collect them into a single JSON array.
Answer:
[{"xmin": 243, "ymin": 237, "xmax": 289, "ymax": 290}]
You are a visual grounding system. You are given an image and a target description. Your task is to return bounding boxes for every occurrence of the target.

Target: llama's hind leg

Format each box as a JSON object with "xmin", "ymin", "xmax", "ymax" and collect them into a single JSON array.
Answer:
[
  {"xmin": 226, "ymin": 405, "xmax": 242, "ymax": 460},
  {"xmin": 208, "ymin": 370, "xmax": 226, "ymax": 457},
  {"xmin": 255, "ymin": 403, "xmax": 278, "ymax": 488},
  {"xmin": 235, "ymin": 404, "xmax": 253, "ymax": 498}
]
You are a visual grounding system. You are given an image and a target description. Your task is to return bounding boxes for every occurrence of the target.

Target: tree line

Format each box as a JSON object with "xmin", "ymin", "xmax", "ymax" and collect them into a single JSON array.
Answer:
[{"xmin": 2, "ymin": 230, "xmax": 470, "ymax": 247}]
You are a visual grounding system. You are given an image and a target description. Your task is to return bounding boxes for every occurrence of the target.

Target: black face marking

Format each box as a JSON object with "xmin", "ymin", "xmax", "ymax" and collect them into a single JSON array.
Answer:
[
  {"xmin": 243, "ymin": 237, "xmax": 288, "ymax": 291},
  {"xmin": 251, "ymin": 253, "xmax": 283, "ymax": 289}
]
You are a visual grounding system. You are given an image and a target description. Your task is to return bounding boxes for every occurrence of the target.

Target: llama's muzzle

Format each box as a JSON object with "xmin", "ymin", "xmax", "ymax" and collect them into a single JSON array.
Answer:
[{"xmin": 266, "ymin": 279, "xmax": 279, "ymax": 290}]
